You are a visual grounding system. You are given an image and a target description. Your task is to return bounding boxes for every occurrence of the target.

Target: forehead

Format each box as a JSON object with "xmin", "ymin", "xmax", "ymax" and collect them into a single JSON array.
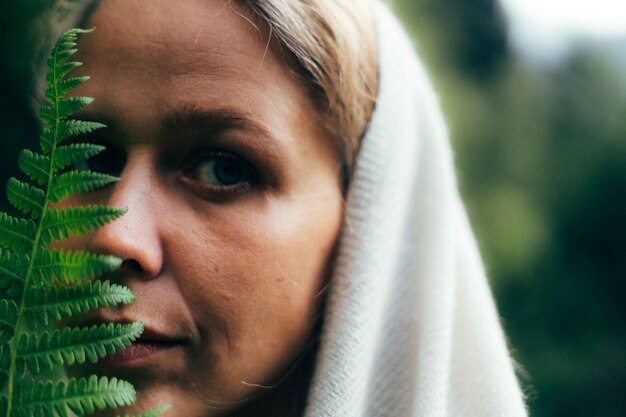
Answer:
[
  {"xmin": 72, "ymin": 0, "xmax": 318, "ymax": 146},
  {"xmin": 79, "ymin": 0, "xmax": 270, "ymax": 77}
]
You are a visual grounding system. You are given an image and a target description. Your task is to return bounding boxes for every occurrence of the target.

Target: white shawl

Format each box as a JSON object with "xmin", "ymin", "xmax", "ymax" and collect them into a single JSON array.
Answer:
[{"xmin": 304, "ymin": 4, "xmax": 528, "ymax": 417}]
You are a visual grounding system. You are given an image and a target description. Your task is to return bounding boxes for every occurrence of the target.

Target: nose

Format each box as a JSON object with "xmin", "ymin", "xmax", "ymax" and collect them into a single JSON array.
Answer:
[{"xmin": 86, "ymin": 152, "xmax": 164, "ymax": 279}]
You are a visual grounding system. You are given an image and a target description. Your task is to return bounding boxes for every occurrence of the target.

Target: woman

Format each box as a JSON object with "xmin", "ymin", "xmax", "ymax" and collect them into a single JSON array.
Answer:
[{"xmin": 42, "ymin": 0, "xmax": 528, "ymax": 416}]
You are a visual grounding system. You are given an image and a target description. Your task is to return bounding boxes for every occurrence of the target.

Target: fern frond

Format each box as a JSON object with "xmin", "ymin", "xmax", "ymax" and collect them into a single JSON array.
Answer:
[
  {"xmin": 0, "ymin": 213, "xmax": 36, "ymax": 254},
  {"xmin": 40, "ymin": 97, "xmax": 95, "ymax": 126},
  {"xmin": 46, "ymin": 29, "xmax": 84, "ymax": 64},
  {"xmin": 42, "ymin": 28, "xmax": 90, "ymax": 100},
  {"xmin": 53, "ymin": 143, "xmax": 106, "ymax": 172},
  {"xmin": 0, "ymin": 347, "xmax": 9, "ymax": 385},
  {"xmin": 40, "ymin": 119, "xmax": 106, "ymax": 155},
  {"xmin": 33, "ymin": 249, "xmax": 122, "ymax": 285},
  {"xmin": 39, "ymin": 128, "xmax": 57, "ymax": 155},
  {"xmin": 15, "ymin": 375, "xmax": 136, "ymax": 417},
  {"xmin": 45, "ymin": 61, "xmax": 82, "ymax": 88},
  {"xmin": 25, "ymin": 281, "xmax": 136, "ymax": 326},
  {"xmin": 1, "ymin": 27, "xmax": 166, "ymax": 417},
  {"xmin": 56, "ymin": 76, "xmax": 90, "ymax": 99},
  {"xmin": 0, "ymin": 250, "xmax": 26, "ymax": 299},
  {"xmin": 42, "ymin": 206, "xmax": 127, "ymax": 244},
  {"xmin": 48, "ymin": 45, "xmax": 78, "ymax": 72},
  {"xmin": 57, "ymin": 120, "xmax": 107, "ymax": 144},
  {"xmin": 6, "ymin": 179, "xmax": 45, "ymax": 219},
  {"xmin": 17, "ymin": 323, "xmax": 143, "ymax": 374},
  {"xmin": 50, "ymin": 170, "xmax": 119, "ymax": 203},
  {"xmin": 0, "ymin": 300, "xmax": 18, "ymax": 345},
  {"xmin": 18, "ymin": 150, "xmax": 51, "ymax": 186}
]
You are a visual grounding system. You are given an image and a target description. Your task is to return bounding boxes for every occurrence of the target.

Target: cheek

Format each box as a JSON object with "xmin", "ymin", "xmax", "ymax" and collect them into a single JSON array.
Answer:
[{"xmin": 170, "ymin": 190, "xmax": 342, "ymax": 385}]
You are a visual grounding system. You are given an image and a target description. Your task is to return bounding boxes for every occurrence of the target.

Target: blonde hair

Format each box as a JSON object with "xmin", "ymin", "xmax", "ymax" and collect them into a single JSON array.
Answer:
[{"xmin": 242, "ymin": 0, "xmax": 379, "ymax": 178}]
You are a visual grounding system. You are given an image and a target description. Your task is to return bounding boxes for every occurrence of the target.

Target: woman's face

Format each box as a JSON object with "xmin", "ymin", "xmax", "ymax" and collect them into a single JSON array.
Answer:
[{"xmin": 66, "ymin": 1, "xmax": 343, "ymax": 415}]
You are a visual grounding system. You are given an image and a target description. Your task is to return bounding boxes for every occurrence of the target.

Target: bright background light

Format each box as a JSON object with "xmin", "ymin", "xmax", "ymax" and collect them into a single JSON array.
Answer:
[{"xmin": 499, "ymin": 0, "xmax": 626, "ymax": 62}]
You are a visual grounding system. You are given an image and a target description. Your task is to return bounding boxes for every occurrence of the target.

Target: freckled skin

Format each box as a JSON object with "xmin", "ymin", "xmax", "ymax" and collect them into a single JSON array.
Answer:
[{"xmin": 63, "ymin": 1, "xmax": 344, "ymax": 416}]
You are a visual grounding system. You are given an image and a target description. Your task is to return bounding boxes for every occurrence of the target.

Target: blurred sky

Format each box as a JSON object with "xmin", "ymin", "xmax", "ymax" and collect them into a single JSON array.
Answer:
[{"xmin": 499, "ymin": 0, "xmax": 626, "ymax": 63}]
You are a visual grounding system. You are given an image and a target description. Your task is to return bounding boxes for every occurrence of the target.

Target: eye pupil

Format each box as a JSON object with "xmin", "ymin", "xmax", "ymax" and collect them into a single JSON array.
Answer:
[{"xmin": 214, "ymin": 159, "xmax": 245, "ymax": 185}]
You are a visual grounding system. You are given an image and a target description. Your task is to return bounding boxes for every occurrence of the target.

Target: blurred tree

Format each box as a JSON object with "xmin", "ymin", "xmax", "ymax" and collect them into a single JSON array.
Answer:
[
  {"xmin": 0, "ymin": 1, "xmax": 54, "ymax": 212},
  {"xmin": 393, "ymin": 0, "xmax": 509, "ymax": 81}
]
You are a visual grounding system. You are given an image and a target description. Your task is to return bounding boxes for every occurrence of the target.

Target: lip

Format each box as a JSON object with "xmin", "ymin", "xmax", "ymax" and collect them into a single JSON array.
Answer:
[
  {"xmin": 97, "ymin": 339, "xmax": 184, "ymax": 368},
  {"xmin": 78, "ymin": 317, "xmax": 189, "ymax": 369}
]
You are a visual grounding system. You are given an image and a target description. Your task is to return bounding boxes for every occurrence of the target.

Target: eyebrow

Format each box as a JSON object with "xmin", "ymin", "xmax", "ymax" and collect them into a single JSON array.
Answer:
[
  {"xmin": 162, "ymin": 106, "xmax": 272, "ymax": 140},
  {"xmin": 161, "ymin": 105, "xmax": 285, "ymax": 168},
  {"xmin": 72, "ymin": 105, "xmax": 283, "ymax": 161}
]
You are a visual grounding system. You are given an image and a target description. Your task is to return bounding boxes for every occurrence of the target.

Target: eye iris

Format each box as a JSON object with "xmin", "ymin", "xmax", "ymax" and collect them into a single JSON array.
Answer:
[{"xmin": 197, "ymin": 157, "xmax": 247, "ymax": 186}]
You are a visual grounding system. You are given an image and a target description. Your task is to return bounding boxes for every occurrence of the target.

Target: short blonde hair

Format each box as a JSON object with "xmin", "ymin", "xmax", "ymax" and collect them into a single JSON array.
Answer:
[{"xmin": 242, "ymin": 0, "xmax": 379, "ymax": 178}]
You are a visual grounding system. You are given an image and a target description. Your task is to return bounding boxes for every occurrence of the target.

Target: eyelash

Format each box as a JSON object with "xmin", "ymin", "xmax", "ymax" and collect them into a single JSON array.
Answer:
[{"xmin": 181, "ymin": 151, "xmax": 257, "ymax": 201}]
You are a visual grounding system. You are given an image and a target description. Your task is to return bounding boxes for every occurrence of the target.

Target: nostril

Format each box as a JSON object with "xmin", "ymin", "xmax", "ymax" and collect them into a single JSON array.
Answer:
[{"xmin": 120, "ymin": 259, "xmax": 144, "ymax": 273}]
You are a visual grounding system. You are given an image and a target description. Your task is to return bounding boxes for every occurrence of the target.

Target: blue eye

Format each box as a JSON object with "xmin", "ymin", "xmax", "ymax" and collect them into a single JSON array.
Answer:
[{"xmin": 190, "ymin": 154, "xmax": 251, "ymax": 186}]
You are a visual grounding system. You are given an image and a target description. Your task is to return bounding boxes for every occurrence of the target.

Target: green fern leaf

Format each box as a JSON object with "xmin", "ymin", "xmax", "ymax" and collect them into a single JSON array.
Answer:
[
  {"xmin": 56, "ymin": 76, "xmax": 90, "ymax": 99},
  {"xmin": 0, "ymin": 345, "xmax": 9, "ymax": 381},
  {"xmin": 0, "ymin": 250, "xmax": 27, "ymax": 299},
  {"xmin": 42, "ymin": 206, "xmax": 127, "ymax": 244},
  {"xmin": 33, "ymin": 249, "xmax": 122, "ymax": 285},
  {"xmin": 44, "ymin": 61, "xmax": 82, "ymax": 91},
  {"xmin": 54, "ymin": 45, "xmax": 78, "ymax": 63},
  {"xmin": 46, "ymin": 33, "xmax": 81, "ymax": 67},
  {"xmin": 56, "ymin": 60, "xmax": 83, "ymax": 80},
  {"xmin": 40, "ymin": 120, "xmax": 107, "ymax": 154},
  {"xmin": 1, "ymin": 27, "xmax": 167, "ymax": 417},
  {"xmin": 56, "ymin": 97, "xmax": 94, "ymax": 120},
  {"xmin": 40, "ymin": 97, "xmax": 94, "ymax": 126},
  {"xmin": 45, "ymin": 76, "xmax": 83, "ymax": 104},
  {"xmin": 18, "ymin": 150, "xmax": 51, "ymax": 186},
  {"xmin": 38, "ymin": 128, "xmax": 56, "ymax": 155},
  {"xmin": 53, "ymin": 143, "xmax": 106, "ymax": 172},
  {"xmin": 6, "ymin": 178, "xmax": 45, "ymax": 219},
  {"xmin": 25, "ymin": 281, "xmax": 136, "ymax": 325},
  {"xmin": 0, "ymin": 213, "xmax": 36, "ymax": 254},
  {"xmin": 17, "ymin": 323, "xmax": 143, "ymax": 374},
  {"xmin": 57, "ymin": 120, "xmax": 107, "ymax": 144},
  {"xmin": 50, "ymin": 170, "xmax": 118, "ymax": 203},
  {"xmin": 44, "ymin": 28, "xmax": 87, "ymax": 77},
  {"xmin": 39, "ymin": 106, "xmax": 57, "ymax": 129},
  {"xmin": 48, "ymin": 47, "xmax": 79, "ymax": 72},
  {"xmin": 0, "ymin": 300, "xmax": 18, "ymax": 345},
  {"xmin": 15, "ymin": 375, "xmax": 136, "ymax": 417}
]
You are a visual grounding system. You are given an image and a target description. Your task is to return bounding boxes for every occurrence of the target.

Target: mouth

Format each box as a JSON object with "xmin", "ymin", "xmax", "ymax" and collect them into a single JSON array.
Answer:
[
  {"xmin": 99, "ymin": 338, "xmax": 184, "ymax": 368},
  {"xmin": 81, "ymin": 318, "xmax": 189, "ymax": 369}
]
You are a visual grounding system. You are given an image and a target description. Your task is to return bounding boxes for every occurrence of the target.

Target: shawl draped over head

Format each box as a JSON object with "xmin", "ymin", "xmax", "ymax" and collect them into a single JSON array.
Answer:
[{"xmin": 303, "ymin": 3, "xmax": 528, "ymax": 416}]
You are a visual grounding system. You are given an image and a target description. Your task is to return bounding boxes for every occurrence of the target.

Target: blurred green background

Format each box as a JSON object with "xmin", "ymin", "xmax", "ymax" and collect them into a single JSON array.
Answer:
[
  {"xmin": 389, "ymin": 1, "xmax": 626, "ymax": 416},
  {"xmin": 1, "ymin": 1, "xmax": 624, "ymax": 416}
]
